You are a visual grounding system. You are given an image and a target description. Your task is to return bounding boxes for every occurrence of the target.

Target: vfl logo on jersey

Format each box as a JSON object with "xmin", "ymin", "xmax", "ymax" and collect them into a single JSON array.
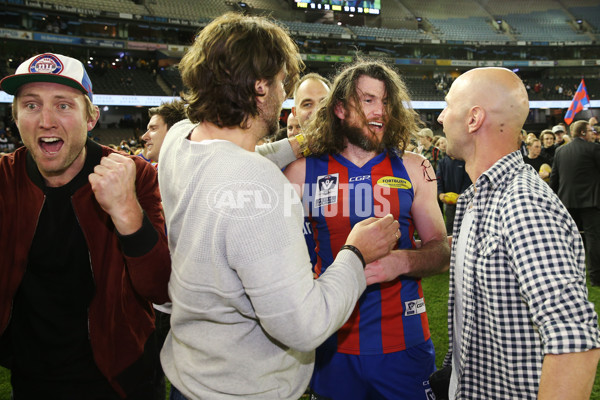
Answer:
[
  {"xmin": 315, "ymin": 173, "xmax": 339, "ymax": 207},
  {"xmin": 404, "ymin": 298, "xmax": 426, "ymax": 316},
  {"xmin": 29, "ymin": 54, "xmax": 64, "ymax": 74},
  {"xmin": 377, "ymin": 176, "xmax": 412, "ymax": 190}
]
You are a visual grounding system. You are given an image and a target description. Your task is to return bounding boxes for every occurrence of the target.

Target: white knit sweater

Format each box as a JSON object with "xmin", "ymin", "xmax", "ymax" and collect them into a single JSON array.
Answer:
[{"xmin": 158, "ymin": 120, "xmax": 366, "ymax": 400}]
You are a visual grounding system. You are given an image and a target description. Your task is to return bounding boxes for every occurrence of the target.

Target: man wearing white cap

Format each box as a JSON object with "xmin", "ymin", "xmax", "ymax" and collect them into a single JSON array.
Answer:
[
  {"xmin": 0, "ymin": 53, "xmax": 170, "ymax": 399},
  {"xmin": 552, "ymin": 124, "xmax": 568, "ymax": 146}
]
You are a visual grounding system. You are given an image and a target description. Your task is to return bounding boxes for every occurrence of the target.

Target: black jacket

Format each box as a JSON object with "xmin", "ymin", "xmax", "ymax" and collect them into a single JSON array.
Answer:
[{"xmin": 550, "ymin": 137, "xmax": 600, "ymax": 209}]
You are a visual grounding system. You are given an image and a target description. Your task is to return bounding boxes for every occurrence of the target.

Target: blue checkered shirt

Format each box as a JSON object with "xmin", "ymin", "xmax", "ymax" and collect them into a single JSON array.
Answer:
[{"xmin": 444, "ymin": 151, "xmax": 600, "ymax": 399}]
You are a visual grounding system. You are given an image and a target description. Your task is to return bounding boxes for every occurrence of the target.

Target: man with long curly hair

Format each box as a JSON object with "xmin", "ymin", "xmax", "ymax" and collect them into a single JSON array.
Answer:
[{"xmin": 285, "ymin": 60, "xmax": 450, "ymax": 399}]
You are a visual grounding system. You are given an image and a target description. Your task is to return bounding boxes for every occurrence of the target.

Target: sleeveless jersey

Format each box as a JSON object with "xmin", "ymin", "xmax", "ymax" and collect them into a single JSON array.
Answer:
[{"xmin": 303, "ymin": 152, "xmax": 431, "ymax": 355}]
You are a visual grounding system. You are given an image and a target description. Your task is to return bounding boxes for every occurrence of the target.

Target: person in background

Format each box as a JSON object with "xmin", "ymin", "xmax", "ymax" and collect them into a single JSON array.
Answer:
[
  {"xmin": 525, "ymin": 132, "xmax": 537, "ymax": 146},
  {"xmin": 552, "ymin": 124, "xmax": 568, "ymax": 146},
  {"xmin": 435, "ymin": 136, "xmax": 448, "ymax": 156},
  {"xmin": 292, "ymin": 72, "xmax": 331, "ymax": 129},
  {"xmin": 436, "ymin": 155, "xmax": 471, "ymax": 235},
  {"xmin": 539, "ymin": 129, "xmax": 556, "ymax": 164},
  {"xmin": 0, "ymin": 53, "xmax": 170, "ymax": 399},
  {"xmin": 585, "ymin": 123, "xmax": 598, "ymax": 144},
  {"xmin": 550, "ymin": 119, "xmax": 600, "ymax": 287},
  {"xmin": 285, "ymin": 60, "xmax": 450, "ymax": 400},
  {"xmin": 0, "ymin": 131, "xmax": 8, "ymax": 153},
  {"xmin": 416, "ymin": 127, "xmax": 442, "ymax": 172},
  {"xmin": 523, "ymin": 138, "xmax": 551, "ymax": 182},
  {"xmin": 518, "ymin": 129, "xmax": 528, "ymax": 157},
  {"xmin": 286, "ymin": 113, "xmax": 301, "ymax": 138},
  {"xmin": 142, "ymin": 99, "xmax": 187, "ymax": 166},
  {"xmin": 158, "ymin": 14, "xmax": 400, "ymax": 400},
  {"xmin": 437, "ymin": 66, "xmax": 600, "ymax": 399}
]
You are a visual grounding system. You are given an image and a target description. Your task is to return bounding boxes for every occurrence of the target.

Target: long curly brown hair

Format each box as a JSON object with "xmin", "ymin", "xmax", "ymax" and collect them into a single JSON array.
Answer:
[
  {"xmin": 179, "ymin": 13, "xmax": 303, "ymax": 129},
  {"xmin": 305, "ymin": 59, "xmax": 422, "ymax": 156}
]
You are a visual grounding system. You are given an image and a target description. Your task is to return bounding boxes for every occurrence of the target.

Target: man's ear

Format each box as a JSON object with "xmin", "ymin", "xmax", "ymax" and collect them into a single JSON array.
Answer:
[
  {"xmin": 88, "ymin": 106, "xmax": 101, "ymax": 131},
  {"xmin": 334, "ymin": 101, "xmax": 345, "ymax": 120},
  {"xmin": 467, "ymin": 106, "xmax": 485, "ymax": 133},
  {"xmin": 291, "ymin": 106, "xmax": 297, "ymax": 117},
  {"xmin": 255, "ymin": 79, "xmax": 268, "ymax": 103}
]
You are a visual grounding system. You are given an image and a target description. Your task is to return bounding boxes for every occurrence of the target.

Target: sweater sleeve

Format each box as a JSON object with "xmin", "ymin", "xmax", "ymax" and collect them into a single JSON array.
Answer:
[
  {"xmin": 226, "ymin": 160, "xmax": 366, "ymax": 352},
  {"xmin": 255, "ymin": 139, "xmax": 296, "ymax": 170}
]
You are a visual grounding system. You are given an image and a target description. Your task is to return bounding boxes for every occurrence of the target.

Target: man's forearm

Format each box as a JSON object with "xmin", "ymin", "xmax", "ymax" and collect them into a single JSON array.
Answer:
[
  {"xmin": 365, "ymin": 238, "xmax": 450, "ymax": 285},
  {"xmin": 397, "ymin": 238, "xmax": 450, "ymax": 278},
  {"xmin": 538, "ymin": 349, "xmax": 600, "ymax": 400}
]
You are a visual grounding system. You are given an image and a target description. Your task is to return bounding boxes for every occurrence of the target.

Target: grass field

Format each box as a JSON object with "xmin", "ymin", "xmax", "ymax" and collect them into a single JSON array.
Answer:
[{"xmin": 1, "ymin": 272, "xmax": 599, "ymax": 399}]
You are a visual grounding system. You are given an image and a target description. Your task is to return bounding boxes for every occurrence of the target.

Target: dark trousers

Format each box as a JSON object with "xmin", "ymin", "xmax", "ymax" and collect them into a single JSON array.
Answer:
[
  {"xmin": 568, "ymin": 207, "xmax": 600, "ymax": 285},
  {"xmin": 170, "ymin": 386, "xmax": 188, "ymax": 400},
  {"xmin": 11, "ymin": 330, "xmax": 165, "ymax": 400},
  {"xmin": 153, "ymin": 308, "xmax": 171, "ymax": 399}
]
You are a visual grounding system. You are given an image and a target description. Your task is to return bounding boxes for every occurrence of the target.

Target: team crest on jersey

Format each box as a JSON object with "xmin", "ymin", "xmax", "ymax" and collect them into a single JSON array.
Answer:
[
  {"xmin": 29, "ymin": 54, "xmax": 64, "ymax": 74},
  {"xmin": 377, "ymin": 176, "xmax": 412, "ymax": 190},
  {"xmin": 404, "ymin": 298, "xmax": 426, "ymax": 316},
  {"xmin": 315, "ymin": 173, "xmax": 339, "ymax": 207}
]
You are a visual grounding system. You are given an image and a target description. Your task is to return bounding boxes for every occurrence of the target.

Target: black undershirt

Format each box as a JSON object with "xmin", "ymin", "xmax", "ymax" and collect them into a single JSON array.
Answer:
[
  {"xmin": 7, "ymin": 152, "xmax": 120, "ymax": 399},
  {"xmin": 523, "ymin": 155, "xmax": 548, "ymax": 172}
]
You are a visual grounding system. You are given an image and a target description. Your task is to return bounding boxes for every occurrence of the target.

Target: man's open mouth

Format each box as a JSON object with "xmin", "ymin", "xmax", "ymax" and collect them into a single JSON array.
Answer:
[{"xmin": 39, "ymin": 137, "xmax": 64, "ymax": 154}]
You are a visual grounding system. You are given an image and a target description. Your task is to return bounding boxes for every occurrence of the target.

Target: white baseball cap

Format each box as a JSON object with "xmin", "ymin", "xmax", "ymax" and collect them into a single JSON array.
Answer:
[{"xmin": 1, "ymin": 53, "xmax": 93, "ymax": 101}]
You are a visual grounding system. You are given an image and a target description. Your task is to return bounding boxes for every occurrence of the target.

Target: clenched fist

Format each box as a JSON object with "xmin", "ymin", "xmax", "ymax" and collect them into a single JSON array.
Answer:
[{"xmin": 89, "ymin": 153, "xmax": 143, "ymax": 235}]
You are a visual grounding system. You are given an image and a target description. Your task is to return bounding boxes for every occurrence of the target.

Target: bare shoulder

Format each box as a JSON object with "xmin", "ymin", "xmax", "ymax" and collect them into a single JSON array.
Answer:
[
  {"xmin": 283, "ymin": 157, "xmax": 306, "ymax": 182},
  {"xmin": 401, "ymin": 151, "xmax": 436, "ymax": 191},
  {"xmin": 402, "ymin": 151, "xmax": 428, "ymax": 177},
  {"xmin": 401, "ymin": 150, "xmax": 427, "ymax": 167},
  {"xmin": 283, "ymin": 157, "xmax": 306, "ymax": 197}
]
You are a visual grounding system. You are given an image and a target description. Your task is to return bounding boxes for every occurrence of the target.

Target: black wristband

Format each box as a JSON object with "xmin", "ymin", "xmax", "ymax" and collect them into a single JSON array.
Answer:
[{"xmin": 340, "ymin": 244, "xmax": 366, "ymax": 269}]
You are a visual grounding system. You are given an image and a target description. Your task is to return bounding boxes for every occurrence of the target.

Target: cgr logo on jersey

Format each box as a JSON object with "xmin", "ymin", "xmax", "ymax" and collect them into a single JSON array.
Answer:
[
  {"xmin": 377, "ymin": 176, "xmax": 412, "ymax": 190},
  {"xmin": 315, "ymin": 173, "xmax": 339, "ymax": 207},
  {"xmin": 349, "ymin": 175, "xmax": 370, "ymax": 183},
  {"xmin": 404, "ymin": 298, "xmax": 426, "ymax": 316},
  {"xmin": 29, "ymin": 54, "xmax": 64, "ymax": 74}
]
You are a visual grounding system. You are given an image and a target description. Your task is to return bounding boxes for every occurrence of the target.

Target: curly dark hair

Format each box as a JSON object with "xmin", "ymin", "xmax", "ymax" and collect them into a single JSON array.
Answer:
[
  {"xmin": 179, "ymin": 12, "xmax": 303, "ymax": 129},
  {"xmin": 148, "ymin": 99, "xmax": 187, "ymax": 130},
  {"xmin": 305, "ymin": 59, "xmax": 422, "ymax": 156}
]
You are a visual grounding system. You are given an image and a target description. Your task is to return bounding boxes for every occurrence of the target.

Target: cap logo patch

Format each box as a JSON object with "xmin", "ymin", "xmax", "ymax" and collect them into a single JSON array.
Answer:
[{"xmin": 29, "ymin": 54, "xmax": 63, "ymax": 75}]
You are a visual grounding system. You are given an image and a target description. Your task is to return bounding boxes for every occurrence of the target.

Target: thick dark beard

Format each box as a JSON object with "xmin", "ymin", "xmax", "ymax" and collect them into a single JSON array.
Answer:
[{"xmin": 343, "ymin": 120, "xmax": 385, "ymax": 153}]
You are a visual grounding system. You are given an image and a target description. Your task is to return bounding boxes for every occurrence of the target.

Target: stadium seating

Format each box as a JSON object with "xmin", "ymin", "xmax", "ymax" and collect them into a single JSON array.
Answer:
[
  {"xmin": 348, "ymin": 25, "xmax": 431, "ymax": 41},
  {"xmin": 88, "ymin": 67, "xmax": 166, "ymax": 96},
  {"xmin": 429, "ymin": 17, "xmax": 511, "ymax": 42},
  {"xmin": 569, "ymin": 6, "xmax": 600, "ymax": 31},
  {"xmin": 504, "ymin": 10, "xmax": 585, "ymax": 42},
  {"xmin": 41, "ymin": 0, "xmax": 147, "ymax": 15}
]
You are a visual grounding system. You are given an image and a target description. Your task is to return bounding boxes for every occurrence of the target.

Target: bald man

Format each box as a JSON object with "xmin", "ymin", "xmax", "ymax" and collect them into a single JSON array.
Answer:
[
  {"xmin": 292, "ymin": 73, "xmax": 331, "ymax": 128},
  {"xmin": 435, "ymin": 68, "xmax": 600, "ymax": 399}
]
